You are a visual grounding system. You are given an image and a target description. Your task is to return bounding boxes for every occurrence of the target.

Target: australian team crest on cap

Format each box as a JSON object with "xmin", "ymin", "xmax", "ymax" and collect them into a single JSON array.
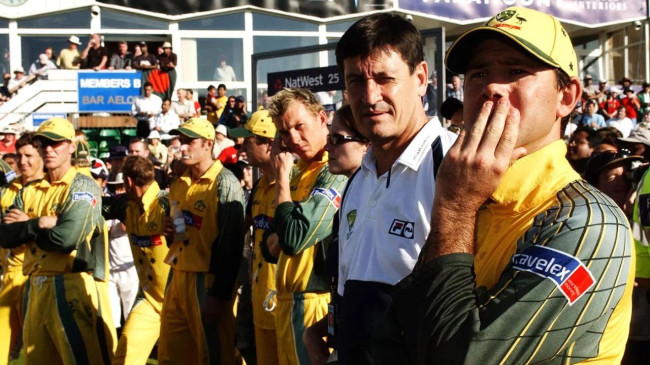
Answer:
[{"xmin": 495, "ymin": 9, "xmax": 516, "ymax": 23}]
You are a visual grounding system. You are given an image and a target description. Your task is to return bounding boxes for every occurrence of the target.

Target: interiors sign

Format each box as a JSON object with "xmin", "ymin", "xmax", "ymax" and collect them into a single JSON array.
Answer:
[{"xmin": 398, "ymin": 0, "xmax": 646, "ymax": 25}]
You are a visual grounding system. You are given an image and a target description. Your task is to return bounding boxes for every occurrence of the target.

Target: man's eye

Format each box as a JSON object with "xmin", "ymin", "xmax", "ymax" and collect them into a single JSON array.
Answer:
[{"xmin": 468, "ymin": 71, "xmax": 486, "ymax": 79}]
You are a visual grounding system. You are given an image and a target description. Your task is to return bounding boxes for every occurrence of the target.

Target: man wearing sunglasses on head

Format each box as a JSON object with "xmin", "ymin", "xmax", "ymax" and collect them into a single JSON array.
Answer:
[
  {"xmin": 332, "ymin": 13, "xmax": 457, "ymax": 364},
  {"xmin": 0, "ymin": 117, "xmax": 116, "ymax": 364}
]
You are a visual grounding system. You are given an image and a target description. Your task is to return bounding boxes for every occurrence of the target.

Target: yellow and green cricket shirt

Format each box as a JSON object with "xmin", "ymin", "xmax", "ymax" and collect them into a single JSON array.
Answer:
[
  {"xmin": 124, "ymin": 182, "xmax": 170, "ymax": 312},
  {"xmin": 250, "ymin": 174, "xmax": 277, "ymax": 329},
  {"xmin": 271, "ymin": 153, "xmax": 347, "ymax": 294},
  {"xmin": 1, "ymin": 180, "xmax": 23, "ymax": 271},
  {"xmin": 387, "ymin": 140, "xmax": 634, "ymax": 364},
  {"xmin": 166, "ymin": 160, "xmax": 245, "ymax": 299},
  {"xmin": 0, "ymin": 167, "xmax": 108, "ymax": 280}
]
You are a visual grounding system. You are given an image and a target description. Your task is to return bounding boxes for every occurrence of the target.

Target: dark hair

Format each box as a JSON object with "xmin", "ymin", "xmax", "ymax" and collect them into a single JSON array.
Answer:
[
  {"xmin": 336, "ymin": 13, "xmax": 423, "ymax": 75},
  {"xmin": 333, "ymin": 104, "xmax": 368, "ymax": 143},
  {"xmin": 187, "ymin": 89, "xmax": 194, "ymax": 95},
  {"xmin": 218, "ymin": 84, "xmax": 227, "ymax": 90},
  {"xmin": 2, "ymin": 153, "xmax": 16, "ymax": 161},
  {"xmin": 143, "ymin": 82, "xmax": 153, "ymax": 88},
  {"xmin": 128, "ymin": 137, "xmax": 147, "ymax": 150},
  {"xmin": 15, "ymin": 132, "xmax": 42, "ymax": 156},
  {"xmin": 573, "ymin": 126, "xmax": 601, "ymax": 148},
  {"xmin": 122, "ymin": 155, "xmax": 154, "ymax": 187},
  {"xmin": 440, "ymin": 98, "xmax": 463, "ymax": 120},
  {"xmin": 162, "ymin": 98, "xmax": 171, "ymax": 104}
]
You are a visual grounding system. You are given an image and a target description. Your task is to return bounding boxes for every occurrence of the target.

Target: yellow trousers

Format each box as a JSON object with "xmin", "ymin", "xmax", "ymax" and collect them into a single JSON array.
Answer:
[
  {"xmin": 158, "ymin": 271, "xmax": 236, "ymax": 365},
  {"xmin": 112, "ymin": 296, "xmax": 162, "ymax": 365},
  {"xmin": 0, "ymin": 267, "xmax": 27, "ymax": 365},
  {"xmin": 275, "ymin": 292, "xmax": 329, "ymax": 365},
  {"xmin": 23, "ymin": 272, "xmax": 116, "ymax": 364}
]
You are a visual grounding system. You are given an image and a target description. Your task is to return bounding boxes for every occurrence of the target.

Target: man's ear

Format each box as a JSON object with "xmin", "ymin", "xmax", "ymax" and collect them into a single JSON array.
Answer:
[
  {"xmin": 414, "ymin": 61, "xmax": 429, "ymax": 97},
  {"xmin": 557, "ymin": 76, "xmax": 582, "ymax": 119}
]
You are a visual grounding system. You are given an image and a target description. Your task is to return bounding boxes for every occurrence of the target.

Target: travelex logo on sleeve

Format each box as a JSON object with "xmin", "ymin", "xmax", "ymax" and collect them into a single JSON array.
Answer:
[
  {"xmin": 512, "ymin": 245, "xmax": 595, "ymax": 305},
  {"xmin": 182, "ymin": 210, "xmax": 203, "ymax": 230},
  {"xmin": 131, "ymin": 234, "xmax": 163, "ymax": 248},
  {"xmin": 311, "ymin": 187, "xmax": 341, "ymax": 209},
  {"xmin": 72, "ymin": 192, "xmax": 97, "ymax": 207}
]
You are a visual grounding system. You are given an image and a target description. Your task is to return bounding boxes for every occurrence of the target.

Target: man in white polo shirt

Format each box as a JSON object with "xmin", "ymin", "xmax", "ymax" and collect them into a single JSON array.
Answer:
[{"xmin": 331, "ymin": 13, "xmax": 456, "ymax": 364}]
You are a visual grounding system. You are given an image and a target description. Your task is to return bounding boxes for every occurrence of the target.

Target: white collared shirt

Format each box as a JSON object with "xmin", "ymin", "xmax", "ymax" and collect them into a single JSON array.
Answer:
[
  {"xmin": 150, "ymin": 110, "xmax": 180, "ymax": 133},
  {"xmin": 337, "ymin": 118, "xmax": 457, "ymax": 295}
]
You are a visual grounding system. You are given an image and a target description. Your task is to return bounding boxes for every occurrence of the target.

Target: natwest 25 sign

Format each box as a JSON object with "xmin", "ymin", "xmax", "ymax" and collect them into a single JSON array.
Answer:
[
  {"xmin": 78, "ymin": 71, "xmax": 143, "ymax": 113},
  {"xmin": 267, "ymin": 65, "xmax": 344, "ymax": 96},
  {"xmin": 398, "ymin": 0, "xmax": 645, "ymax": 26}
]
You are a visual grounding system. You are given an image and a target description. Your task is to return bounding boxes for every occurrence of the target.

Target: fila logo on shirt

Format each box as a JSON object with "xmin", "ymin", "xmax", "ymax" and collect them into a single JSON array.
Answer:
[
  {"xmin": 512, "ymin": 245, "xmax": 595, "ymax": 305},
  {"xmin": 388, "ymin": 219, "xmax": 415, "ymax": 239}
]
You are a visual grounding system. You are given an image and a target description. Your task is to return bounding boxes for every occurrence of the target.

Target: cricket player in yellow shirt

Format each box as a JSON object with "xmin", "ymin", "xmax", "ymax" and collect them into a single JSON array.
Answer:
[
  {"xmin": 102, "ymin": 155, "xmax": 171, "ymax": 364},
  {"xmin": 158, "ymin": 117, "xmax": 245, "ymax": 365},
  {"xmin": 230, "ymin": 109, "xmax": 280, "ymax": 365},
  {"xmin": 0, "ymin": 118, "xmax": 116, "ymax": 364},
  {"xmin": 265, "ymin": 88, "xmax": 347, "ymax": 365},
  {"xmin": 0, "ymin": 133, "xmax": 49, "ymax": 364}
]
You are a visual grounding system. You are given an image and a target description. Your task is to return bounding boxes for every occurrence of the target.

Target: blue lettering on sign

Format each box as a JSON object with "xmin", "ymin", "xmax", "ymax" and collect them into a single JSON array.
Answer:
[
  {"xmin": 131, "ymin": 234, "xmax": 152, "ymax": 247},
  {"xmin": 77, "ymin": 71, "xmax": 142, "ymax": 113}
]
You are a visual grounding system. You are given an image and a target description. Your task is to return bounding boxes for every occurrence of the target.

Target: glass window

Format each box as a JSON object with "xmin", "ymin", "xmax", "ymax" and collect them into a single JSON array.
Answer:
[
  {"xmin": 21, "ymin": 36, "xmax": 70, "ymax": 71},
  {"xmin": 18, "ymin": 10, "xmax": 89, "ymax": 29},
  {"xmin": 0, "ymin": 35, "xmax": 8, "ymax": 76},
  {"xmin": 327, "ymin": 20, "xmax": 357, "ymax": 33},
  {"xmin": 102, "ymin": 9, "xmax": 168, "ymax": 30},
  {"xmin": 254, "ymin": 36, "xmax": 319, "ymax": 81},
  {"xmin": 627, "ymin": 26, "xmax": 646, "ymax": 84},
  {"xmin": 253, "ymin": 13, "xmax": 317, "ymax": 32},
  {"xmin": 180, "ymin": 38, "xmax": 243, "ymax": 82},
  {"xmin": 0, "ymin": 18, "xmax": 8, "ymax": 28},
  {"xmin": 179, "ymin": 13, "xmax": 245, "ymax": 30}
]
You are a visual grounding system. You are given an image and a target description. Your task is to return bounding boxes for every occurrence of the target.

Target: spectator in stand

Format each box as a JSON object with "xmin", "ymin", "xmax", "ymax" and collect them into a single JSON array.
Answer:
[
  {"xmin": 44, "ymin": 46, "xmax": 55, "ymax": 62},
  {"xmin": 601, "ymin": 88, "xmax": 621, "ymax": 119},
  {"xmin": 577, "ymin": 99, "xmax": 606, "ymax": 129},
  {"xmin": 172, "ymin": 88, "xmax": 194, "ymax": 121},
  {"xmin": 186, "ymin": 89, "xmax": 200, "ymax": 116},
  {"xmin": 0, "ymin": 73, "xmax": 11, "ymax": 102},
  {"xmin": 621, "ymin": 76, "xmax": 633, "ymax": 90},
  {"xmin": 206, "ymin": 84, "xmax": 228, "ymax": 125},
  {"xmin": 221, "ymin": 96, "xmax": 248, "ymax": 128},
  {"xmin": 7, "ymin": 68, "xmax": 26, "ymax": 93},
  {"xmin": 621, "ymin": 88, "xmax": 641, "ymax": 122},
  {"xmin": 585, "ymin": 150, "xmax": 642, "ymax": 216},
  {"xmin": 619, "ymin": 129, "xmax": 650, "ymax": 161},
  {"xmin": 567, "ymin": 126, "xmax": 601, "ymax": 176},
  {"xmin": 607, "ymin": 106, "xmax": 635, "ymax": 138},
  {"xmin": 157, "ymin": 42, "xmax": 176, "ymax": 72},
  {"xmin": 80, "ymin": 33, "xmax": 107, "ymax": 70},
  {"xmin": 150, "ymin": 98, "xmax": 180, "ymax": 134},
  {"xmin": 133, "ymin": 44, "xmax": 142, "ymax": 58},
  {"xmin": 219, "ymin": 96, "xmax": 236, "ymax": 123},
  {"xmin": 0, "ymin": 126, "xmax": 18, "ymax": 156},
  {"xmin": 1, "ymin": 153, "xmax": 18, "ymax": 174},
  {"xmin": 108, "ymin": 41, "xmax": 133, "ymax": 70},
  {"xmin": 214, "ymin": 56, "xmax": 237, "ymax": 82},
  {"xmin": 582, "ymin": 74, "xmax": 603, "ymax": 101},
  {"xmin": 446, "ymin": 74, "xmax": 463, "ymax": 101},
  {"xmin": 28, "ymin": 54, "xmax": 57, "ymax": 80},
  {"xmin": 637, "ymin": 82, "xmax": 650, "ymax": 118},
  {"xmin": 133, "ymin": 42, "xmax": 158, "ymax": 71},
  {"xmin": 132, "ymin": 82, "xmax": 163, "ymax": 138},
  {"xmin": 57, "ymin": 36, "xmax": 82, "ymax": 70},
  {"xmin": 147, "ymin": 130, "xmax": 167, "ymax": 163},
  {"xmin": 597, "ymin": 80, "xmax": 608, "ymax": 103}
]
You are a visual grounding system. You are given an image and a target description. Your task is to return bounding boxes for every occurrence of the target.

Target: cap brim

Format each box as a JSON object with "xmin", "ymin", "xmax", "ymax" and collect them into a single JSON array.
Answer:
[
  {"xmin": 228, "ymin": 127, "xmax": 254, "ymax": 138},
  {"xmin": 34, "ymin": 131, "xmax": 69, "ymax": 141},
  {"xmin": 445, "ymin": 27, "xmax": 559, "ymax": 76},
  {"xmin": 599, "ymin": 155, "xmax": 643, "ymax": 172},
  {"xmin": 169, "ymin": 128, "xmax": 203, "ymax": 139}
]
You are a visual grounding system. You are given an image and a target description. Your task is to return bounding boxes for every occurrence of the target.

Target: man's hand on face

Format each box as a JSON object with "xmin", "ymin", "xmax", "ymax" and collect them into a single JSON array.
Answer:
[
  {"xmin": 271, "ymin": 137, "xmax": 294, "ymax": 183},
  {"xmin": 434, "ymin": 98, "xmax": 527, "ymax": 214}
]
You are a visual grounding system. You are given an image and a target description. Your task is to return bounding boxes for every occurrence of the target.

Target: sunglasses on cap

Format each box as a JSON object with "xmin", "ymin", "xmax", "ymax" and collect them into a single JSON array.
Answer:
[{"xmin": 327, "ymin": 133, "xmax": 367, "ymax": 146}]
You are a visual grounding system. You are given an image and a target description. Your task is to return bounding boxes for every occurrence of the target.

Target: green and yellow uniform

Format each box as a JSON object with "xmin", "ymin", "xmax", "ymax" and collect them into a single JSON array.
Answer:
[
  {"xmin": 384, "ymin": 141, "xmax": 634, "ymax": 363},
  {"xmin": 0, "ymin": 167, "xmax": 117, "ymax": 364},
  {"xmin": 108, "ymin": 182, "xmax": 171, "ymax": 365},
  {"xmin": 159, "ymin": 160, "xmax": 245, "ymax": 365},
  {"xmin": 250, "ymin": 174, "xmax": 279, "ymax": 365},
  {"xmin": 266, "ymin": 153, "xmax": 346, "ymax": 365}
]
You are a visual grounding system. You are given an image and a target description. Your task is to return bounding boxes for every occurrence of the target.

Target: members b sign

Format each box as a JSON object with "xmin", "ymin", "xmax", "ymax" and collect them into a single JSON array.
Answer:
[
  {"xmin": 267, "ymin": 66, "xmax": 344, "ymax": 96},
  {"xmin": 78, "ymin": 71, "xmax": 142, "ymax": 113}
]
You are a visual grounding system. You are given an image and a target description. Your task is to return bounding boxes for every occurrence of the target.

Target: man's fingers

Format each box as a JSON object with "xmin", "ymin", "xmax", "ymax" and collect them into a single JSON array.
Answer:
[
  {"xmin": 495, "ymin": 107, "xmax": 521, "ymax": 162},
  {"xmin": 462, "ymin": 100, "xmax": 493, "ymax": 152},
  {"xmin": 478, "ymin": 98, "xmax": 510, "ymax": 154}
]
